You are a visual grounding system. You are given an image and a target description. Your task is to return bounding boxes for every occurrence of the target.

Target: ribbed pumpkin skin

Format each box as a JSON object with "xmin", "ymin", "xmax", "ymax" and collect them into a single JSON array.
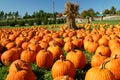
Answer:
[
  {"xmin": 66, "ymin": 50, "xmax": 86, "ymax": 69},
  {"xmin": 53, "ymin": 75, "xmax": 74, "ymax": 80},
  {"xmin": 20, "ymin": 48, "xmax": 36, "ymax": 63},
  {"xmin": 36, "ymin": 49, "xmax": 53, "ymax": 69},
  {"xmin": 47, "ymin": 44, "xmax": 64, "ymax": 61},
  {"xmin": 51, "ymin": 56, "xmax": 76, "ymax": 79},
  {"xmin": 105, "ymin": 57, "xmax": 120, "ymax": 79},
  {"xmin": 1, "ymin": 49, "xmax": 20, "ymax": 66},
  {"xmin": 95, "ymin": 45, "xmax": 111, "ymax": 57},
  {"xmin": 85, "ymin": 67, "xmax": 116, "ymax": 80},
  {"xmin": 91, "ymin": 53, "xmax": 108, "ymax": 67}
]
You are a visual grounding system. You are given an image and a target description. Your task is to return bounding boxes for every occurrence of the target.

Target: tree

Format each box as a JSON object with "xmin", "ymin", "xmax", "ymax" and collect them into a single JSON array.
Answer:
[
  {"xmin": 116, "ymin": 10, "xmax": 120, "ymax": 15},
  {"xmin": 23, "ymin": 12, "xmax": 31, "ymax": 19},
  {"xmin": 64, "ymin": 2, "xmax": 79, "ymax": 29},
  {"xmin": 88, "ymin": 8, "xmax": 95, "ymax": 17},
  {"xmin": 0, "ymin": 11, "xmax": 4, "ymax": 20},
  {"xmin": 110, "ymin": 6, "xmax": 116, "ymax": 15},
  {"xmin": 103, "ymin": 9, "xmax": 110, "ymax": 14},
  {"xmin": 81, "ymin": 10, "xmax": 89, "ymax": 18},
  {"xmin": 14, "ymin": 11, "xmax": 19, "ymax": 19}
]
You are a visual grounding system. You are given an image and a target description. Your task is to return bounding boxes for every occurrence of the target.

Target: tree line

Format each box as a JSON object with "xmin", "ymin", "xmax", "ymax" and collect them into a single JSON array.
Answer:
[
  {"xmin": 0, "ymin": 6, "xmax": 119, "ymax": 26},
  {"xmin": 0, "ymin": 10, "xmax": 65, "ymax": 26},
  {"xmin": 81, "ymin": 6, "xmax": 120, "ymax": 18}
]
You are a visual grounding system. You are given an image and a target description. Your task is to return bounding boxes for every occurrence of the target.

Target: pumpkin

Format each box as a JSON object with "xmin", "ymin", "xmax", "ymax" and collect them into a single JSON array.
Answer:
[
  {"xmin": 6, "ymin": 63, "xmax": 36, "ymax": 80},
  {"xmin": 21, "ymin": 39, "xmax": 30, "ymax": 50},
  {"xmin": 5, "ymin": 42, "xmax": 16, "ymax": 50},
  {"xmin": 64, "ymin": 42, "xmax": 74, "ymax": 52},
  {"xmin": 20, "ymin": 48, "xmax": 36, "ymax": 63},
  {"xmin": 104, "ymin": 55, "xmax": 120, "ymax": 79},
  {"xmin": 87, "ymin": 41, "xmax": 99, "ymax": 53},
  {"xmin": 15, "ymin": 36, "xmax": 26, "ymax": 47},
  {"xmin": 36, "ymin": 49, "xmax": 53, "ymax": 69},
  {"xmin": 66, "ymin": 49, "xmax": 86, "ymax": 69},
  {"xmin": 95, "ymin": 45, "xmax": 111, "ymax": 57},
  {"xmin": 98, "ymin": 36, "xmax": 109, "ymax": 46},
  {"xmin": 85, "ymin": 61, "xmax": 116, "ymax": 80},
  {"xmin": 53, "ymin": 75, "xmax": 74, "ymax": 80},
  {"xmin": 9, "ymin": 59, "xmax": 32, "ymax": 73},
  {"xmin": 110, "ymin": 46, "xmax": 120, "ymax": 58},
  {"xmin": 1, "ymin": 48, "xmax": 20, "ymax": 66},
  {"xmin": 72, "ymin": 37, "xmax": 83, "ymax": 48},
  {"xmin": 48, "ymin": 43, "xmax": 64, "ymax": 61},
  {"xmin": 91, "ymin": 52, "xmax": 108, "ymax": 67},
  {"xmin": 28, "ymin": 40, "xmax": 41, "ymax": 53},
  {"xmin": 51, "ymin": 55, "xmax": 76, "ymax": 79}
]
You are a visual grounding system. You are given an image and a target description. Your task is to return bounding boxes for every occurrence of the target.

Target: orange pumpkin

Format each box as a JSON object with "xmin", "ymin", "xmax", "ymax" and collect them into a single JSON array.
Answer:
[
  {"xmin": 66, "ymin": 49, "xmax": 86, "ymax": 69},
  {"xmin": 6, "ymin": 63, "xmax": 36, "ymax": 80},
  {"xmin": 1, "ymin": 48, "xmax": 20, "ymax": 66},
  {"xmin": 48, "ymin": 43, "xmax": 64, "ymax": 61},
  {"xmin": 36, "ymin": 49, "xmax": 53, "ymax": 69},
  {"xmin": 20, "ymin": 48, "xmax": 36, "ymax": 63},
  {"xmin": 51, "ymin": 55, "xmax": 76, "ymax": 79},
  {"xmin": 91, "ymin": 52, "xmax": 108, "ymax": 67},
  {"xmin": 85, "ymin": 61, "xmax": 116, "ymax": 80},
  {"xmin": 104, "ymin": 55, "xmax": 120, "ymax": 79},
  {"xmin": 9, "ymin": 59, "xmax": 32, "ymax": 73}
]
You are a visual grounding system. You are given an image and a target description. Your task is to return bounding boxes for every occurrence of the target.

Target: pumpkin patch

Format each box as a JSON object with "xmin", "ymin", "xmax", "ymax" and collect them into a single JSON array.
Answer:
[{"xmin": 0, "ymin": 22, "xmax": 120, "ymax": 80}]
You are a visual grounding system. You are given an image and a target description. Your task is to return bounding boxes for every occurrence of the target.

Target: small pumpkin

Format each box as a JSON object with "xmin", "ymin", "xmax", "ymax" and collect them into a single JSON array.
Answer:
[
  {"xmin": 20, "ymin": 48, "xmax": 36, "ymax": 63},
  {"xmin": 48, "ymin": 43, "xmax": 64, "ymax": 61},
  {"xmin": 95, "ymin": 45, "xmax": 111, "ymax": 57},
  {"xmin": 91, "ymin": 52, "xmax": 108, "ymax": 67},
  {"xmin": 66, "ymin": 49, "xmax": 86, "ymax": 69},
  {"xmin": 36, "ymin": 49, "xmax": 53, "ymax": 69}
]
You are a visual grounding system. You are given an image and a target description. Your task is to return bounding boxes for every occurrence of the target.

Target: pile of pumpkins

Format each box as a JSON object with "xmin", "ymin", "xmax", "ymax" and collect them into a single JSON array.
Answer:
[{"xmin": 0, "ymin": 23, "xmax": 120, "ymax": 80}]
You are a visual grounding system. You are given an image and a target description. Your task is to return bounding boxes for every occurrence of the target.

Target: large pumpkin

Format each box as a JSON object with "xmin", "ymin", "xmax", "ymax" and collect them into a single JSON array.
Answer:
[
  {"xmin": 104, "ymin": 55, "xmax": 120, "ymax": 79},
  {"xmin": 66, "ymin": 49, "xmax": 86, "ymax": 69},
  {"xmin": 6, "ymin": 63, "xmax": 36, "ymax": 80},
  {"xmin": 51, "ymin": 55, "xmax": 76, "ymax": 79},
  {"xmin": 1, "ymin": 48, "xmax": 20, "ymax": 66},
  {"xmin": 9, "ymin": 59, "xmax": 32, "ymax": 73},
  {"xmin": 85, "ymin": 61, "xmax": 116, "ymax": 80}
]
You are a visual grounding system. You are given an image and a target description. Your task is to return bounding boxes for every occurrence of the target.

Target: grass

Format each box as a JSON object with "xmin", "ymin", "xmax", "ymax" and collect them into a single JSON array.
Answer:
[{"xmin": 92, "ymin": 20, "xmax": 120, "ymax": 25}]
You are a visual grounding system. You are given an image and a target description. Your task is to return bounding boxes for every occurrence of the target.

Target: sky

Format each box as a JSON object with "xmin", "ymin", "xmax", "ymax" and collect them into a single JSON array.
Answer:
[{"xmin": 0, "ymin": 0, "xmax": 120, "ymax": 17}]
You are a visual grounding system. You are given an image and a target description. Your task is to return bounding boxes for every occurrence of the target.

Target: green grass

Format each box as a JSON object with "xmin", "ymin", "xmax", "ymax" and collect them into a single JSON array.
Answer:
[{"xmin": 92, "ymin": 20, "xmax": 120, "ymax": 25}]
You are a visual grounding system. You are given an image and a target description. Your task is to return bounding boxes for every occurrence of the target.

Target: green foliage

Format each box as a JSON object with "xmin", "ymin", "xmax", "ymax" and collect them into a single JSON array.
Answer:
[{"xmin": 0, "ymin": 63, "xmax": 9, "ymax": 80}]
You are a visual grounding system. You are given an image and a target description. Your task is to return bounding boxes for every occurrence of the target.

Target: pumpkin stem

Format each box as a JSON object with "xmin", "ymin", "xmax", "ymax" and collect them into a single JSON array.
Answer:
[
  {"xmin": 99, "ymin": 52, "xmax": 105, "ymax": 56},
  {"xmin": 113, "ymin": 54, "xmax": 118, "ymax": 59},
  {"xmin": 60, "ymin": 55, "xmax": 64, "ymax": 62},
  {"xmin": 15, "ymin": 63, "xmax": 22, "ymax": 71},
  {"xmin": 100, "ymin": 60, "xmax": 110, "ymax": 69}
]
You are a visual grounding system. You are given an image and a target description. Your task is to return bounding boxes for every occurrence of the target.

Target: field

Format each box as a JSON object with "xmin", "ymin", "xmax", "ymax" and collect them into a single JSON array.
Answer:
[{"xmin": 0, "ymin": 20, "xmax": 120, "ymax": 80}]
